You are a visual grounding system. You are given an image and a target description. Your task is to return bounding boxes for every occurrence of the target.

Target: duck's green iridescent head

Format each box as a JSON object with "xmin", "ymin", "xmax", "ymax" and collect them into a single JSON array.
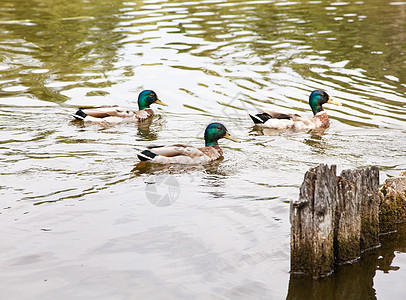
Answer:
[
  {"xmin": 204, "ymin": 123, "xmax": 240, "ymax": 146},
  {"xmin": 309, "ymin": 90, "xmax": 341, "ymax": 115},
  {"xmin": 138, "ymin": 90, "xmax": 167, "ymax": 110}
]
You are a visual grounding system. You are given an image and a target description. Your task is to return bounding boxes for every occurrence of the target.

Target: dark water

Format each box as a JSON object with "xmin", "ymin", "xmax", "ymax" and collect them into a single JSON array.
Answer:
[{"xmin": 1, "ymin": 0, "xmax": 406, "ymax": 299}]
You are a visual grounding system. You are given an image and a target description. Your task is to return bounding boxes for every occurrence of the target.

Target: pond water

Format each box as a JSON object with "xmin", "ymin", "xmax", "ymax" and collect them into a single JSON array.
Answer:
[{"xmin": 1, "ymin": 0, "xmax": 406, "ymax": 299}]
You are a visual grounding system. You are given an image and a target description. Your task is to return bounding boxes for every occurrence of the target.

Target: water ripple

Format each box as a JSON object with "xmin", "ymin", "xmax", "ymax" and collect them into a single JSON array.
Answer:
[{"xmin": 1, "ymin": 0, "xmax": 406, "ymax": 298}]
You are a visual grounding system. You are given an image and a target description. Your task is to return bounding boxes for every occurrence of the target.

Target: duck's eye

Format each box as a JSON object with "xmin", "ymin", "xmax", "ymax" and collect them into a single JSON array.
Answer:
[{"xmin": 216, "ymin": 126, "xmax": 221, "ymax": 130}]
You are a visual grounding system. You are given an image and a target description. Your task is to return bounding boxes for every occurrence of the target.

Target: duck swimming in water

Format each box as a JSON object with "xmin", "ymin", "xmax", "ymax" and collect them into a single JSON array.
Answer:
[
  {"xmin": 137, "ymin": 123, "xmax": 239, "ymax": 164},
  {"xmin": 249, "ymin": 90, "xmax": 341, "ymax": 130},
  {"xmin": 73, "ymin": 90, "xmax": 167, "ymax": 124}
]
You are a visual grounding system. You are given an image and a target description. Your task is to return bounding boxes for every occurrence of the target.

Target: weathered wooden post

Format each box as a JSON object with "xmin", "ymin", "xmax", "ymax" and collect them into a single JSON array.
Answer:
[
  {"xmin": 290, "ymin": 164, "xmax": 337, "ymax": 277},
  {"xmin": 291, "ymin": 164, "xmax": 380, "ymax": 278},
  {"xmin": 379, "ymin": 171, "xmax": 406, "ymax": 233},
  {"xmin": 335, "ymin": 172, "xmax": 361, "ymax": 264},
  {"xmin": 335, "ymin": 167, "xmax": 380, "ymax": 262},
  {"xmin": 358, "ymin": 167, "xmax": 380, "ymax": 250}
]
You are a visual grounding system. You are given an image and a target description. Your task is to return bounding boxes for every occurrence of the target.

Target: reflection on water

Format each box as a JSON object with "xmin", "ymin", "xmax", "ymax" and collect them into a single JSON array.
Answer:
[
  {"xmin": 287, "ymin": 224, "xmax": 406, "ymax": 300},
  {"xmin": 0, "ymin": 0, "xmax": 127, "ymax": 104},
  {"xmin": 136, "ymin": 116, "xmax": 161, "ymax": 140},
  {"xmin": 1, "ymin": 0, "xmax": 406, "ymax": 298},
  {"xmin": 303, "ymin": 129, "xmax": 329, "ymax": 155}
]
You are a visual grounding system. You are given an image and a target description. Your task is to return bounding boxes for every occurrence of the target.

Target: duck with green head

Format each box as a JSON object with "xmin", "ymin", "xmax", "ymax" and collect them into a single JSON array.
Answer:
[
  {"xmin": 73, "ymin": 90, "xmax": 167, "ymax": 124},
  {"xmin": 249, "ymin": 90, "xmax": 341, "ymax": 130},
  {"xmin": 137, "ymin": 123, "xmax": 240, "ymax": 164}
]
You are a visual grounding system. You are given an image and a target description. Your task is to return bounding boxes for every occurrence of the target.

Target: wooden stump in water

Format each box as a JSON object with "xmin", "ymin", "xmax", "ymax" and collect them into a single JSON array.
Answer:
[
  {"xmin": 335, "ymin": 172, "xmax": 361, "ymax": 264},
  {"xmin": 290, "ymin": 164, "xmax": 336, "ymax": 277},
  {"xmin": 379, "ymin": 171, "xmax": 406, "ymax": 233},
  {"xmin": 290, "ymin": 164, "xmax": 380, "ymax": 278},
  {"xmin": 358, "ymin": 167, "xmax": 380, "ymax": 251}
]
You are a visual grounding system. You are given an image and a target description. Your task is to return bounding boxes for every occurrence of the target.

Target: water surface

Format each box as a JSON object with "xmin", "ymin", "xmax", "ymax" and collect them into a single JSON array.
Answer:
[{"xmin": 1, "ymin": 0, "xmax": 406, "ymax": 299}]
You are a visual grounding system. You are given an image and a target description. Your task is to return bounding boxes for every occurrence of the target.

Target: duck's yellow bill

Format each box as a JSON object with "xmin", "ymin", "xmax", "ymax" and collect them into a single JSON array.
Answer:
[
  {"xmin": 155, "ymin": 99, "xmax": 168, "ymax": 106},
  {"xmin": 327, "ymin": 98, "xmax": 342, "ymax": 106},
  {"xmin": 224, "ymin": 132, "xmax": 240, "ymax": 143}
]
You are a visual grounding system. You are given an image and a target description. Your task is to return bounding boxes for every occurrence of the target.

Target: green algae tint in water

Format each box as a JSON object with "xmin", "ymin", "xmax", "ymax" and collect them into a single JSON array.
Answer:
[{"xmin": 0, "ymin": 0, "xmax": 406, "ymax": 299}]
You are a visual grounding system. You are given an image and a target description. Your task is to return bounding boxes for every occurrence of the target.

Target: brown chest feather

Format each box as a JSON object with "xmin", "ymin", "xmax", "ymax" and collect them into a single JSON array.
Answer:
[
  {"xmin": 198, "ymin": 145, "xmax": 223, "ymax": 161},
  {"xmin": 314, "ymin": 112, "xmax": 330, "ymax": 127}
]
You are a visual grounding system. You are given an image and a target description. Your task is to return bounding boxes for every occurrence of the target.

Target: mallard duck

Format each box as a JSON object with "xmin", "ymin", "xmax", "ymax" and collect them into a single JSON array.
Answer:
[
  {"xmin": 72, "ymin": 90, "xmax": 167, "ymax": 123},
  {"xmin": 137, "ymin": 123, "xmax": 239, "ymax": 164},
  {"xmin": 249, "ymin": 90, "xmax": 341, "ymax": 130}
]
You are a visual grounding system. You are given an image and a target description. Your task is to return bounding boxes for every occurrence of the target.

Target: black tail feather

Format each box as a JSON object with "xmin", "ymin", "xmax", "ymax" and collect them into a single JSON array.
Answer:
[
  {"xmin": 73, "ymin": 110, "xmax": 88, "ymax": 120},
  {"xmin": 249, "ymin": 113, "xmax": 272, "ymax": 124},
  {"xmin": 137, "ymin": 149, "xmax": 157, "ymax": 161}
]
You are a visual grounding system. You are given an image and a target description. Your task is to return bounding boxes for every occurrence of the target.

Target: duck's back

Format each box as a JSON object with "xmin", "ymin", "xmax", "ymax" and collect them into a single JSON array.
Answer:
[
  {"xmin": 73, "ymin": 106, "xmax": 154, "ymax": 123},
  {"xmin": 138, "ymin": 144, "xmax": 222, "ymax": 164}
]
